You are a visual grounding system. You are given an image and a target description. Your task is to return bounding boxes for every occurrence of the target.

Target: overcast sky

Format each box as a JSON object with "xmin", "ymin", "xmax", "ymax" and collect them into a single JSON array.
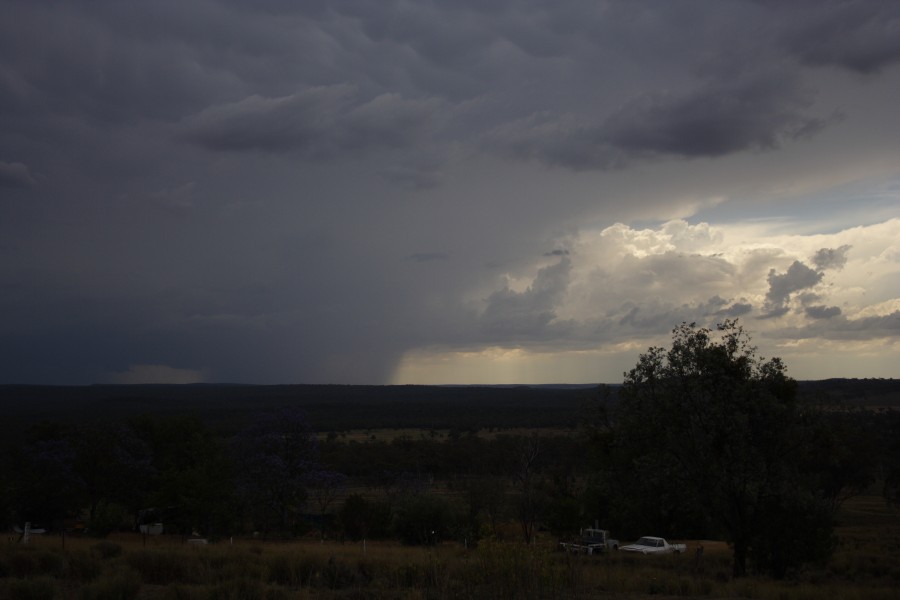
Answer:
[{"xmin": 2, "ymin": 0, "xmax": 899, "ymax": 385}]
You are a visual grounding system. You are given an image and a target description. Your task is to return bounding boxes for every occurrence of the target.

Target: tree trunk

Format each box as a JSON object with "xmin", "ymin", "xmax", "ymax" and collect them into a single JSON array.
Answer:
[{"xmin": 732, "ymin": 540, "xmax": 748, "ymax": 578}]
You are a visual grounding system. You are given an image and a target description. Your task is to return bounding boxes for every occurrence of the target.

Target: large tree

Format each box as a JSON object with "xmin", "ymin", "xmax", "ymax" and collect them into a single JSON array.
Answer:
[
  {"xmin": 232, "ymin": 408, "xmax": 321, "ymax": 535},
  {"xmin": 615, "ymin": 320, "xmax": 833, "ymax": 578},
  {"xmin": 132, "ymin": 415, "xmax": 237, "ymax": 538}
]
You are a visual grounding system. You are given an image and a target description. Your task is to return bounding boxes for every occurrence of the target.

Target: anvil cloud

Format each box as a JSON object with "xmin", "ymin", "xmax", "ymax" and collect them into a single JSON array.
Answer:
[{"xmin": 1, "ymin": 0, "xmax": 898, "ymax": 384}]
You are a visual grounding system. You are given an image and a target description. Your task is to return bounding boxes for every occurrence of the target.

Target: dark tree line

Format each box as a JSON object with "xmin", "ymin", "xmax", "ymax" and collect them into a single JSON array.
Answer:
[{"xmin": 1, "ymin": 324, "xmax": 897, "ymax": 581}]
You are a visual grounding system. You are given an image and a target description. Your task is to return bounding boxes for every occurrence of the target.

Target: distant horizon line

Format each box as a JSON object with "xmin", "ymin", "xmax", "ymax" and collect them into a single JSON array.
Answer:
[{"xmin": 1, "ymin": 377, "xmax": 894, "ymax": 388}]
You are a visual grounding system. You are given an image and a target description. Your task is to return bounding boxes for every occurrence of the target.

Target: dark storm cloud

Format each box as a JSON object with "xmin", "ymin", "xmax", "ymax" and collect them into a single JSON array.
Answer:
[
  {"xmin": 0, "ymin": 161, "xmax": 35, "ymax": 188},
  {"xmin": 716, "ymin": 301, "xmax": 754, "ymax": 318},
  {"xmin": 604, "ymin": 74, "xmax": 827, "ymax": 159},
  {"xmin": 812, "ymin": 245, "xmax": 851, "ymax": 270},
  {"xmin": 1, "ymin": 0, "xmax": 898, "ymax": 384},
  {"xmin": 764, "ymin": 261, "xmax": 824, "ymax": 315},
  {"xmin": 776, "ymin": 0, "xmax": 900, "ymax": 73},
  {"xmin": 380, "ymin": 161, "xmax": 442, "ymax": 189},
  {"xmin": 805, "ymin": 305, "xmax": 842, "ymax": 319},
  {"xmin": 180, "ymin": 86, "xmax": 444, "ymax": 156},
  {"xmin": 480, "ymin": 258, "xmax": 572, "ymax": 336},
  {"xmin": 486, "ymin": 73, "xmax": 832, "ymax": 170}
]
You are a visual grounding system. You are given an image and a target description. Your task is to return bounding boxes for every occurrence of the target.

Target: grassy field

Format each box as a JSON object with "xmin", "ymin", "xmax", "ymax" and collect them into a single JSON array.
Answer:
[{"xmin": 2, "ymin": 494, "xmax": 898, "ymax": 600}]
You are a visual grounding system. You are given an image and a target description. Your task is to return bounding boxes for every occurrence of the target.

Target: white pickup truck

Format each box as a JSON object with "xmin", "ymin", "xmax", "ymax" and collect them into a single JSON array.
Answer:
[
  {"xmin": 620, "ymin": 536, "xmax": 686, "ymax": 554},
  {"xmin": 559, "ymin": 528, "xmax": 619, "ymax": 555}
]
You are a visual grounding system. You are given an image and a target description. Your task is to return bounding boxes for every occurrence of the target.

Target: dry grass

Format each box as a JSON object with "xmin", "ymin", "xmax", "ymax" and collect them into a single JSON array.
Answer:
[{"xmin": 2, "ymin": 494, "xmax": 898, "ymax": 599}]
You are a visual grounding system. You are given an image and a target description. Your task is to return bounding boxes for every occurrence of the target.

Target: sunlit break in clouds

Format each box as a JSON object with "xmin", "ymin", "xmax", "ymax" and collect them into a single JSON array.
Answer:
[{"xmin": 1, "ymin": 1, "xmax": 899, "ymax": 384}]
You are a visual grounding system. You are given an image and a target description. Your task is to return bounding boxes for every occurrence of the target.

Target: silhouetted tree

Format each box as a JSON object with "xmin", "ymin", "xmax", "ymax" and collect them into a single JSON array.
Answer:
[
  {"xmin": 308, "ymin": 469, "xmax": 347, "ymax": 539},
  {"xmin": 392, "ymin": 493, "xmax": 453, "ymax": 546},
  {"xmin": 13, "ymin": 436, "xmax": 84, "ymax": 529},
  {"xmin": 70, "ymin": 422, "xmax": 154, "ymax": 531},
  {"xmin": 882, "ymin": 411, "xmax": 900, "ymax": 506},
  {"xmin": 512, "ymin": 435, "xmax": 542, "ymax": 544},
  {"xmin": 232, "ymin": 408, "xmax": 320, "ymax": 535},
  {"xmin": 615, "ymin": 320, "xmax": 833, "ymax": 578},
  {"xmin": 132, "ymin": 415, "xmax": 237, "ymax": 537},
  {"xmin": 338, "ymin": 493, "xmax": 391, "ymax": 540}
]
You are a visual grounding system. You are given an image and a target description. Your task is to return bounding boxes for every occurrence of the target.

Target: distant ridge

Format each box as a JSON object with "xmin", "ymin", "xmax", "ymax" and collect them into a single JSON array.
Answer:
[{"xmin": 1, "ymin": 379, "xmax": 896, "ymax": 443}]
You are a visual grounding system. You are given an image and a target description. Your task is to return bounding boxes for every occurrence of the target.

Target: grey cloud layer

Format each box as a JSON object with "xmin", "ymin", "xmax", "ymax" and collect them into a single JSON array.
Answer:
[
  {"xmin": 180, "ymin": 87, "xmax": 445, "ymax": 156},
  {"xmin": 0, "ymin": 161, "xmax": 35, "ymax": 188},
  {"xmin": 1, "ymin": 0, "xmax": 899, "ymax": 383}
]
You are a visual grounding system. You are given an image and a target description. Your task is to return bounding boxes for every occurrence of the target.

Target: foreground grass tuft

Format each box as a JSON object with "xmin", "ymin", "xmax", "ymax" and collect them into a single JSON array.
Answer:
[
  {"xmin": 1, "ymin": 496, "xmax": 898, "ymax": 600},
  {"xmin": 79, "ymin": 566, "xmax": 142, "ymax": 600},
  {"xmin": 8, "ymin": 576, "xmax": 58, "ymax": 600}
]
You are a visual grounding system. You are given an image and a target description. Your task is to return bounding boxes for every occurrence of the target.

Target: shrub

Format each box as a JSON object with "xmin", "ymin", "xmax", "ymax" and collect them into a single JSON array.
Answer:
[
  {"xmin": 322, "ymin": 557, "xmax": 359, "ymax": 589},
  {"xmin": 80, "ymin": 567, "xmax": 142, "ymax": 600},
  {"xmin": 264, "ymin": 554, "xmax": 301, "ymax": 587},
  {"xmin": 36, "ymin": 551, "xmax": 67, "ymax": 578},
  {"xmin": 8, "ymin": 576, "xmax": 58, "ymax": 600},
  {"xmin": 5, "ymin": 549, "xmax": 38, "ymax": 578},
  {"xmin": 90, "ymin": 541, "xmax": 123, "ymax": 560},
  {"xmin": 88, "ymin": 504, "xmax": 132, "ymax": 537},
  {"xmin": 126, "ymin": 549, "xmax": 196, "ymax": 585},
  {"xmin": 164, "ymin": 584, "xmax": 204, "ymax": 600},
  {"xmin": 4, "ymin": 549, "xmax": 66, "ymax": 579},
  {"xmin": 66, "ymin": 549, "xmax": 102, "ymax": 582},
  {"xmin": 206, "ymin": 578, "xmax": 265, "ymax": 600},
  {"xmin": 392, "ymin": 495, "xmax": 452, "ymax": 546}
]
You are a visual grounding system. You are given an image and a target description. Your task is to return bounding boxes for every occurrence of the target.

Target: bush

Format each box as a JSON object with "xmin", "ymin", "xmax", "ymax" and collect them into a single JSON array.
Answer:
[
  {"xmin": 164, "ymin": 584, "xmax": 205, "ymax": 600},
  {"xmin": 125, "ymin": 549, "xmax": 196, "ymax": 585},
  {"xmin": 5, "ymin": 549, "xmax": 38, "ymax": 578},
  {"xmin": 80, "ymin": 567, "xmax": 142, "ymax": 600},
  {"xmin": 8, "ymin": 577, "xmax": 58, "ymax": 600},
  {"xmin": 337, "ymin": 494, "xmax": 392, "ymax": 541},
  {"xmin": 4, "ymin": 549, "xmax": 66, "ymax": 579},
  {"xmin": 392, "ymin": 495, "xmax": 452, "ymax": 546},
  {"xmin": 206, "ymin": 578, "xmax": 265, "ymax": 600},
  {"xmin": 90, "ymin": 541, "xmax": 123, "ymax": 560},
  {"xmin": 88, "ymin": 504, "xmax": 131, "ymax": 537},
  {"xmin": 264, "ymin": 554, "xmax": 303, "ymax": 587},
  {"xmin": 66, "ymin": 550, "xmax": 102, "ymax": 582}
]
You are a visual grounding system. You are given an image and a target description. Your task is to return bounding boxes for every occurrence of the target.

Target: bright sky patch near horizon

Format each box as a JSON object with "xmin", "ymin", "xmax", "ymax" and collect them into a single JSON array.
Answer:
[{"xmin": 1, "ymin": 1, "xmax": 898, "ymax": 385}]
